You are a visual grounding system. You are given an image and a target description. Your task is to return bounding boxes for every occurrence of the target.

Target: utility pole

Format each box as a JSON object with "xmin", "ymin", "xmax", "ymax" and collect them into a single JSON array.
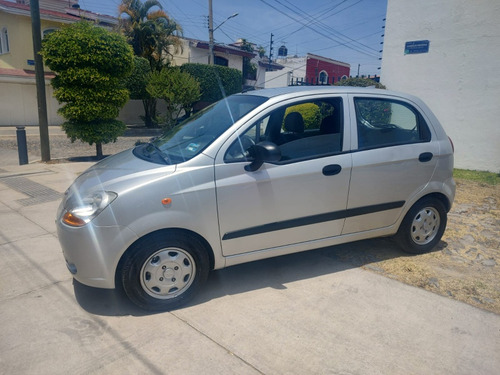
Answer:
[
  {"xmin": 208, "ymin": 0, "xmax": 238, "ymax": 65},
  {"xmin": 30, "ymin": 0, "xmax": 50, "ymax": 161},
  {"xmin": 208, "ymin": 0, "xmax": 214, "ymax": 64}
]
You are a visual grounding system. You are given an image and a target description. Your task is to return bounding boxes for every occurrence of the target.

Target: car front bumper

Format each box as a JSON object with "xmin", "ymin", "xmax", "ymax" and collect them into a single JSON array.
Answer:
[{"xmin": 57, "ymin": 218, "xmax": 138, "ymax": 289}]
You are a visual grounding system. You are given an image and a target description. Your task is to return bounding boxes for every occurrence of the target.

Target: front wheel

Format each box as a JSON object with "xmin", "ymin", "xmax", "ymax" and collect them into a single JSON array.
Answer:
[
  {"xmin": 396, "ymin": 197, "xmax": 447, "ymax": 254},
  {"xmin": 120, "ymin": 232, "xmax": 209, "ymax": 311}
]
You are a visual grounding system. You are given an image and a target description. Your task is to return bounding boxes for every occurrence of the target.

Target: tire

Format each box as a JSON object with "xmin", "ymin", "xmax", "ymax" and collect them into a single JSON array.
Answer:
[
  {"xmin": 396, "ymin": 197, "xmax": 447, "ymax": 254},
  {"xmin": 120, "ymin": 232, "xmax": 209, "ymax": 311}
]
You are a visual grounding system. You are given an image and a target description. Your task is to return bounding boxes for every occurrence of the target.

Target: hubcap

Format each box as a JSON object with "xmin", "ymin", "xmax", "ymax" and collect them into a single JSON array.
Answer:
[
  {"xmin": 140, "ymin": 248, "xmax": 196, "ymax": 299},
  {"xmin": 410, "ymin": 207, "xmax": 440, "ymax": 245}
]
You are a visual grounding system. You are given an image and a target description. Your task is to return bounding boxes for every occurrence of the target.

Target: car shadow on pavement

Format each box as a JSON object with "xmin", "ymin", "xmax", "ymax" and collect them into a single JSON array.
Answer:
[
  {"xmin": 72, "ymin": 280, "xmax": 143, "ymax": 316},
  {"xmin": 73, "ymin": 237, "xmax": 442, "ymax": 317}
]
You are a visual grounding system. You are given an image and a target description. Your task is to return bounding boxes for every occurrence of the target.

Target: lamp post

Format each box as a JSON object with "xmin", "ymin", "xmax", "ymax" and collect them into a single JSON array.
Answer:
[{"xmin": 208, "ymin": 0, "xmax": 238, "ymax": 65}]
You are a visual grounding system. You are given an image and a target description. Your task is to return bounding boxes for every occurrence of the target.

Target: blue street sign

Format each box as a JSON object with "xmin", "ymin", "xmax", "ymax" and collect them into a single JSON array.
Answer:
[{"xmin": 404, "ymin": 40, "xmax": 430, "ymax": 55}]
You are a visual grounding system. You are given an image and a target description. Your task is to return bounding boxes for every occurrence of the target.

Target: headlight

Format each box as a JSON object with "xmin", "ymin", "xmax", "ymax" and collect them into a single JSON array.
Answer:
[{"xmin": 62, "ymin": 191, "xmax": 117, "ymax": 227}]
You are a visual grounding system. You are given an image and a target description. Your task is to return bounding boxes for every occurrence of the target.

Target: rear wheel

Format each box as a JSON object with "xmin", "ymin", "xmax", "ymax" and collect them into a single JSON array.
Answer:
[
  {"xmin": 120, "ymin": 232, "xmax": 209, "ymax": 311},
  {"xmin": 396, "ymin": 197, "xmax": 447, "ymax": 254}
]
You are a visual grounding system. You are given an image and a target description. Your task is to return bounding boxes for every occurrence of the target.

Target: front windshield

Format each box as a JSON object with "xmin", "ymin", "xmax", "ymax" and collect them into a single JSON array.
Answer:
[{"xmin": 135, "ymin": 94, "xmax": 268, "ymax": 164}]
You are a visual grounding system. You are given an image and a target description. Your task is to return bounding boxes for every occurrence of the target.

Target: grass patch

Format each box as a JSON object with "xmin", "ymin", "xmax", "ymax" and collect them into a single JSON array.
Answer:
[{"xmin": 454, "ymin": 169, "xmax": 500, "ymax": 185}]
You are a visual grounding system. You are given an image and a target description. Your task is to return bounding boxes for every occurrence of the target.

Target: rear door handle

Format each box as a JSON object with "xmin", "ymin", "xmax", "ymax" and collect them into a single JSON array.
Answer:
[
  {"xmin": 322, "ymin": 164, "xmax": 342, "ymax": 176},
  {"xmin": 419, "ymin": 152, "xmax": 433, "ymax": 162}
]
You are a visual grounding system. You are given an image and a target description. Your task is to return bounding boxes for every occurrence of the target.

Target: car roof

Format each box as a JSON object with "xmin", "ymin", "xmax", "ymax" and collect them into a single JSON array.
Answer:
[{"xmin": 241, "ymin": 85, "xmax": 419, "ymax": 102}]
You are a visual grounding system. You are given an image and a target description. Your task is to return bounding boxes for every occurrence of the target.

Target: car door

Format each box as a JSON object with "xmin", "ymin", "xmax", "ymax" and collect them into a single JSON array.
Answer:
[
  {"xmin": 342, "ymin": 94, "xmax": 439, "ymax": 234},
  {"xmin": 214, "ymin": 95, "xmax": 352, "ymax": 257}
]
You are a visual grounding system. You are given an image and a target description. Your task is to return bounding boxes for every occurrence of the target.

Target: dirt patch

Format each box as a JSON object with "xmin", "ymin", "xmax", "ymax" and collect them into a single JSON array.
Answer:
[{"xmin": 361, "ymin": 179, "xmax": 499, "ymax": 315}]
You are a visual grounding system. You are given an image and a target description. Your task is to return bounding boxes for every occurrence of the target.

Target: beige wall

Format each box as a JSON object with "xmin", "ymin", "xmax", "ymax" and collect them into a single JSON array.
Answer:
[
  {"xmin": 0, "ymin": 12, "xmax": 62, "ymax": 71},
  {"xmin": 0, "ymin": 11, "xmax": 65, "ymax": 125},
  {"xmin": 0, "ymin": 77, "xmax": 63, "ymax": 126}
]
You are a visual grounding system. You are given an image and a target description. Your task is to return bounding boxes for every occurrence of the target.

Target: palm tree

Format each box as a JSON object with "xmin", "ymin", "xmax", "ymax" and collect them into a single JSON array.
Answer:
[{"xmin": 118, "ymin": 0, "xmax": 183, "ymax": 126}]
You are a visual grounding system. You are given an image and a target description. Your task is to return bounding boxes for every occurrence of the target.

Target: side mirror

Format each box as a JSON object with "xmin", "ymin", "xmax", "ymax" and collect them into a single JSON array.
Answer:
[{"xmin": 245, "ymin": 141, "xmax": 281, "ymax": 172}]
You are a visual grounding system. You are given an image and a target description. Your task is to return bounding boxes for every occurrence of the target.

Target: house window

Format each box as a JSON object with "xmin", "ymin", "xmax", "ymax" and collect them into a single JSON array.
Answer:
[
  {"xmin": 319, "ymin": 71, "xmax": 328, "ymax": 85},
  {"xmin": 0, "ymin": 27, "xmax": 9, "ymax": 54},
  {"xmin": 214, "ymin": 56, "xmax": 228, "ymax": 67}
]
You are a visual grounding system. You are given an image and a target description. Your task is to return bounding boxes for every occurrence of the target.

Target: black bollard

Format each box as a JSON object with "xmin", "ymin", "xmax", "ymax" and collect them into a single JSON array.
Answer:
[{"xmin": 16, "ymin": 126, "xmax": 29, "ymax": 165}]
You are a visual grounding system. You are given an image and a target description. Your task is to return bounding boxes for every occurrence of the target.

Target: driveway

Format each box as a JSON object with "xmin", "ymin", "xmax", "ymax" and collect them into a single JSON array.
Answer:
[{"xmin": 0, "ymin": 161, "xmax": 499, "ymax": 374}]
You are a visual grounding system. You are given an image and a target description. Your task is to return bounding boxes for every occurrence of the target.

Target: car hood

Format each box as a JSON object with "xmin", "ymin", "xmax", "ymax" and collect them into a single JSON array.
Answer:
[{"xmin": 69, "ymin": 149, "xmax": 177, "ymax": 195}]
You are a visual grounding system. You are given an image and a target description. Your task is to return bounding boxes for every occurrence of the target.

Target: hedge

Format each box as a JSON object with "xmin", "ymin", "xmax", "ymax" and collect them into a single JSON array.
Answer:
[{"xmin": 180, "ymin": 63, "xmax": 242, "ymax": 103}]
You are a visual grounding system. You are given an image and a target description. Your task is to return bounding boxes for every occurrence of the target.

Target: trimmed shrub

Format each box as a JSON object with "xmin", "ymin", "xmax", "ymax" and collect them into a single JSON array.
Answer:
[
  {"xmin": 180, "ymin": 63, "xmax": 242, "ymax": 103},
  {"xmin": 41, "ymin": 21, "xmax": 133, "ymax": 157}
]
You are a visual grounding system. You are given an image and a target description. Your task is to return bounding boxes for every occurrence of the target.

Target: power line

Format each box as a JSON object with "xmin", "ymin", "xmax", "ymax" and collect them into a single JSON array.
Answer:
[
  {"xmin": 264, "ymin": 0, "xmax": 379, "ymax": 58},
  {"xmin": 276, "ymin": 1, "xmax": 364, "ymax": 44}
]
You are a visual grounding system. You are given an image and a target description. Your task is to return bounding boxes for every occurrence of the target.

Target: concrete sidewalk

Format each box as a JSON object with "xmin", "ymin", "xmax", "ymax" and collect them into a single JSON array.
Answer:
[{"xmin": 0, "ymin": 160, "xmax": 499, "ymax": 374}]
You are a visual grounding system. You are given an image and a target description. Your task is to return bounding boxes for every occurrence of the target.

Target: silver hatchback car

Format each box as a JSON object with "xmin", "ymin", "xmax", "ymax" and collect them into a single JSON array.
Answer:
[{"xmin": 57, "ymin": 86, "xmax": 455, "ymax": 310}]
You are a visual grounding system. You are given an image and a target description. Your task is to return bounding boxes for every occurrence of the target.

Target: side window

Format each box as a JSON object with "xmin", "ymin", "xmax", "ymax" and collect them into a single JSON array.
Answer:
[
  {"xmin": 225, "ymin": 116, "xmax": 270, "ymax": 161},
  {"xmin": 354, "ymin": 98, "xmax": 431, "ymax": 150},
  {"xmin": 225, "ymin": 98, "xmax": 343, "ymax": 163}
]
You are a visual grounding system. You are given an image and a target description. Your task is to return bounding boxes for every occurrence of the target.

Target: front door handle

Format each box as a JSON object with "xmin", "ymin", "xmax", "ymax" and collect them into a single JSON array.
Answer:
[
  {"xmin": 419, "ymin": 152, "xmax": 433, "ymax": 162},
  {"xmin": 322, "ymin": 164, "xmax": 342, "ymax": 176}
]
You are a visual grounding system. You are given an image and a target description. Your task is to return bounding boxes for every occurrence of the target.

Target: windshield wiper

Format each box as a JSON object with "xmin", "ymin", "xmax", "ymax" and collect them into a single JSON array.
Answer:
[{"xmin": 146, "ymin": 142, "xmax": 171, "ymax": 164}]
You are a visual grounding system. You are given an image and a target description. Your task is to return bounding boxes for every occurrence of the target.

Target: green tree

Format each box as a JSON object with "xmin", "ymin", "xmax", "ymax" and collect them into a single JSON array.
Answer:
[
  {"xmin": 118, "ymin": 0, "xmax": 182, "ymax": 71},
  {"xmin": 118, "ymin": 0, "xmax": 183, "ymax": 127},
  {"xmin": 124, "ymin": 56, "xmax": 151, "ymax": 100},
  {"xmin": 42, "ymin": 21, "xmax": 133, "ymax": 158},
  {"xmin": 147, "ymin": 67, "xmax": 201, "ymax": 129}
]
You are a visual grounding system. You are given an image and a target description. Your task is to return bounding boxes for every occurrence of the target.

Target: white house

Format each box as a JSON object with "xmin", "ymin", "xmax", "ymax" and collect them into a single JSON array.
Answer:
[
  {"xmin": 265, "ymin": 55, "xmax": 307, "ymax": 88},
  {"xmin": 381, "ymin": 0, "xmax": 500, "ymax": 172}
]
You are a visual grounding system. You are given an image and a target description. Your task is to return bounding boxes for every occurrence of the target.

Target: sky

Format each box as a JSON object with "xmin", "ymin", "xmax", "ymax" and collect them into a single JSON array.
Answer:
[{"xmin": 77, "ymin": 0, "xmax": 388, "ymax": 77}]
